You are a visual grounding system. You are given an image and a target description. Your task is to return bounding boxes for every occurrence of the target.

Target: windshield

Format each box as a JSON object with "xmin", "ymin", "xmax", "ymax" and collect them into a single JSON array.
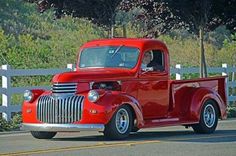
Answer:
[{"xmin": 79, "ymin": 46, "xmax": 140, "ymax": 69}]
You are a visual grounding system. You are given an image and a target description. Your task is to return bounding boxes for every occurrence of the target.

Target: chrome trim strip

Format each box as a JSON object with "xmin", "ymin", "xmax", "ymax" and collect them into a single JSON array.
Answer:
[
  {"xmin": 58, "ymin": 98, "xmax": 62, "ymax": 123},
  {"xmin": 79, "ymin": 96, "xmax": 84, "ymax": 119},
  {"xmin": 52, "ymin": 90, "xmax": 77, "ymax": 92},
  {"xmin": 55, "ymin": 97, "xmax": 58, "ymax": 123},
  {"xmin": 53, "ymin": 83, "xmax": 77, "ymax": 85},
  {"xmin": 22, "ymin": 123, "xmax": 104, "ymax": 132},
  {"xmin": 74, "ymin": 96, "xmax": 79, "ymax": 122},
  {"xmin": 65, "ymin": 96, "xmax": 68, "ymax": 123},
  {"xmin": 52, "ymin": 99, "xmax": 54, "ymax": 123},
  {"xmin": 51, "ymin": 83, "xmax": 77, "ymax": 94},
  {"xmin": 53, "ymin": 86, "xmax": 77, "ymax": 89},
  {"xmin": 68, "ymin": 96, "xmax": 71, "ymax": 123},
  {"xmin": 71, "ymin": 96, "xmax": 76, "ymax": 122}
]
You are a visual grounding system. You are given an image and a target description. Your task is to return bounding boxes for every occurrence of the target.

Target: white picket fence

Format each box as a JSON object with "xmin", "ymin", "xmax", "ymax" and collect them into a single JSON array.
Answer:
[{"xmin": 0, "ymin": 64, "xmax": 236, "ymax": 121}]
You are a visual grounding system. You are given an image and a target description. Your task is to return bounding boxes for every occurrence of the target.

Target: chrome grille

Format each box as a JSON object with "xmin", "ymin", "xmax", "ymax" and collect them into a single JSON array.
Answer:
[
  {"xmin": 52, "ymin": 83, "xmax": 77, "ymax": 94},
  {"xmin": 37, "ymin": 95, "xmax": 84, "ymax": 124}
]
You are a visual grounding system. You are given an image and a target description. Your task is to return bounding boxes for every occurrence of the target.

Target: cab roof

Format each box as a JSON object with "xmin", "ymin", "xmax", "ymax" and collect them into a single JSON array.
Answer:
[{"xmin": 80, "ymin": 38, "xmax": 168, "ymax": 53}]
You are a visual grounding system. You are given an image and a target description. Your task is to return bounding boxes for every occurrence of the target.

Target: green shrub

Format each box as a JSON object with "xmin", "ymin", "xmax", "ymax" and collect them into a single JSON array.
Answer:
[
  {"xmin": 227, "ymin": 106, "xmax": 236, "ymax": 118},
  {"xmin": 0, "ymin": 114, "xmax": 22, "ymax": 131}
]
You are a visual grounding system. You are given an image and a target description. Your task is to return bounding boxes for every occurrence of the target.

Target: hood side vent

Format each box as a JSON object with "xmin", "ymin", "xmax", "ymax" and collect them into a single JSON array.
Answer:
[{"xmin": 52, "ymin": 83, "xmax": 77, "ymax": 94}]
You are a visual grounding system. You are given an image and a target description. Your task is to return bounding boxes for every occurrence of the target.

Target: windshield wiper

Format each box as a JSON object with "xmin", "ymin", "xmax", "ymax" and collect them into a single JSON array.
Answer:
[{"xmin": 111, "ymin": 45, "xmax": 123, "ymax": 58}]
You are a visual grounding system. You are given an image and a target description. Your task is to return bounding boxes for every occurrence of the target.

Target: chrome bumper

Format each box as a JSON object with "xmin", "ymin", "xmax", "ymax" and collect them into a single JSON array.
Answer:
[{"xmin": 22, "ymin": 123, "xmax": 104, "ymax": 132}]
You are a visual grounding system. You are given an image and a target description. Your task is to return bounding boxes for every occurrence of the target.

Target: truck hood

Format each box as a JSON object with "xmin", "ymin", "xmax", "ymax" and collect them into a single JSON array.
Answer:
[{"xmin": 52, "ymin": 68, "xmax": 137, "ymax": 83}]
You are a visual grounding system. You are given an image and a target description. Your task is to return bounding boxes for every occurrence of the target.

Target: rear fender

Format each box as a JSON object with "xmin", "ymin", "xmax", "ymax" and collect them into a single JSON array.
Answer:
[{"xmin": 189, "ymin": 88, "xmax": 227, "ymax": 121}]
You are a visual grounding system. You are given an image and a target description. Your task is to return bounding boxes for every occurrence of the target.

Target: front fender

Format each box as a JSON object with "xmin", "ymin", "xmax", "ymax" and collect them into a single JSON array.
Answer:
[
  {"xmin": 189, "ymin": 88, "xmax": 227, "ymax": 121},
  {"xmin": 116, "ymin": 93, "xmax": 144, "ymax": 128},
  {"xmin": 22, "ymin": 90, "xmax": 50, "ymax": 123},
  {"xmin": 87, "ymin": 91, "xmax": 144, "ymax": 127}
]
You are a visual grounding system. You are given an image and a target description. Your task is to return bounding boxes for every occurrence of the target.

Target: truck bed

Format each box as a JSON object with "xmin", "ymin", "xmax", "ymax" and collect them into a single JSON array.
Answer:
[{"xmin": 169, "ymin": 76, "xmax": 227, "ymax": 120}]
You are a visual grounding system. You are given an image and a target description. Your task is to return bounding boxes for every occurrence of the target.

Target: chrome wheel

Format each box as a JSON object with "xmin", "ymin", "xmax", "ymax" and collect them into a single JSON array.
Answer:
[
  {"xmin": 115, "ymin": 108, "xmax": 129, "ymax": 134},
  {"xmin": 104, "ymin": 105, "xmax": 132, "ymax": 139},
  {"xmin": 203, "ymin": 104, "xmax": 216, "ymax": 128},
  {"xmin": 192, "ymin": 100, "xmax": 218, "ymax": 134}
]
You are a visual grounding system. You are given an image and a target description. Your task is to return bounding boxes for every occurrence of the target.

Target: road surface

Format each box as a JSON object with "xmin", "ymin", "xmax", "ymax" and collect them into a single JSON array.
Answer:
[{"xmin": 0, "ymin": 119, "xmax": 235, "ymax": 156}]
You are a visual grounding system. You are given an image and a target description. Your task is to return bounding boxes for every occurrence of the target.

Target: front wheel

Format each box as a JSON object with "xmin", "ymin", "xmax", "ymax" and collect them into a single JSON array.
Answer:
[
  {"xmin": 104, "ymin": 105, "xmax": 133, "ymax": 140},
  {"xmin": 192, "ymin": 100, "xmax": 218, "ymax": 134},
  {"xmin": 31, "ymin": 131, "xmax": 57, "ymax": 139}
]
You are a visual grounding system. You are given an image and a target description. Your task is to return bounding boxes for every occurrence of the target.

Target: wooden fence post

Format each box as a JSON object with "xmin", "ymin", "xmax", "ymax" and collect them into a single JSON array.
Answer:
[
  {"xmin": 176, "ymin": 64, "xmax": 182, "ymax": 80},
  {"xmin": 1, "ymin": 65, "xmax": 11, "ymax": 121},
  {"xmin": 222, "ymin": 63, "xmax": 229, "ymax": 104},
  {"xmin": 67, "ymin": 64, "xmax": 75, "ymax": 71}
]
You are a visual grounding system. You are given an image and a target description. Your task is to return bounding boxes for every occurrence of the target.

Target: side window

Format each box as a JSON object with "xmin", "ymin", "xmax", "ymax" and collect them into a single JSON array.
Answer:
[
  {"xmin": 152, "ymin": 50, "xmax": 165, "ymax": 71},
  {"xmin": 141, "ymin": 50, "xmax": 165, "ymax": 72}
]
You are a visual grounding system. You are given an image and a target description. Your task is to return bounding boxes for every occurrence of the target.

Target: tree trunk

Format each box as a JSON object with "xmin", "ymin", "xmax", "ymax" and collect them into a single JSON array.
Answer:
[
  {"xmin": 110, "ymin": 25, "xmax": 114, "ymax": 38},
  {"xmin": 122, "ymin": 24, "xmax": 127, "ymax": 38},
  {"xmin": 109, "ymin": 12, "xmax": 116, "ymax": 38},
  {"xmin": 199, "ymin": 27, "xmax": 208, "ymax": 78}
]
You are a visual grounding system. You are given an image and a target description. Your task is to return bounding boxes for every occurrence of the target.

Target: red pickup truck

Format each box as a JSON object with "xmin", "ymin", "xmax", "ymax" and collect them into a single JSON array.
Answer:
[{"xmin": 22, "ymin": 38, "xmax": 227, "ymax": 140}]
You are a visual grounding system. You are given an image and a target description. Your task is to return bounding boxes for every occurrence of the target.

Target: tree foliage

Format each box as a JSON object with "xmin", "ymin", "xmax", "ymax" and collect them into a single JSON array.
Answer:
[
  {"xmin": 119, "ymin": 0, "xmax": 183, "ymax": 37},
  {"xmin": 26, "ymin": 0, "xmax": 122, "ymax": 29},
  {"xmin": 120, "ymin": 0, "xmax": 236, "ymax": 37},
  {"xmin": 119, "ymin": 0, "xmax": 236, "ymax": 77}
]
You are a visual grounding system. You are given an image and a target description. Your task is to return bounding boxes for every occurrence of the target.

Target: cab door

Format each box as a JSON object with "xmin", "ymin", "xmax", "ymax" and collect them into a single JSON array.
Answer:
[{"xmin": 138, "ymin": 50, "xmax": 169, "ymax": 119}]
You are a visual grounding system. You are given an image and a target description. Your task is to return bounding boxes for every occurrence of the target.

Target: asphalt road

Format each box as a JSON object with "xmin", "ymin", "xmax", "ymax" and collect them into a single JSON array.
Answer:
[{"xmin": 0, "ymin": 119, "xmax": 236, "ymax": 156}]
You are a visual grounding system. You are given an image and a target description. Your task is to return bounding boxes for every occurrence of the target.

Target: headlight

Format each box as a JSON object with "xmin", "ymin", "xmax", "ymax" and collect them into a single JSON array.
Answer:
[
  {"xmin": 23, "ymin": 90, "xmax": 34, "ymax": 102},
  {"xmin": 88, "ymin": 90, "xmax": 100, "ymax": 102}
]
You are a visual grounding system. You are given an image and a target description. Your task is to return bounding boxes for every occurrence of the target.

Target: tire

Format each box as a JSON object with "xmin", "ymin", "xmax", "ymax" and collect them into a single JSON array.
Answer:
[
  {"xmin": 31, "ymin": 131, "xmax": 57, "ymax": 139},
  {"xmin": 104, "ymin": 105, "xmax": 133, "ymax": 140},
  {"xmin": 192, "ymin": 100, "xmax": 219, "ymax": 134}
]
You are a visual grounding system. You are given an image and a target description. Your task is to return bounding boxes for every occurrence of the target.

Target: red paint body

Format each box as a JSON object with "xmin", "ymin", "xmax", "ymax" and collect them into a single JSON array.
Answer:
[{"xmin": 22, "ymin": 38, "xmax": 227, "ymax": 129}]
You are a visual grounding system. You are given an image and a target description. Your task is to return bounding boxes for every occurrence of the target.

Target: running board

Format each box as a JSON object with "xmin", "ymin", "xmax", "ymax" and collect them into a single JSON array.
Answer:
[{"xmin": 141, "ymin": 118, "xmax": 198, "ymax": 128}]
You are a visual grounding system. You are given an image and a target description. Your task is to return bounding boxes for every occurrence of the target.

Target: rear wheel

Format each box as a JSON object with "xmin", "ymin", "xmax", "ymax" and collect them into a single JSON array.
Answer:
[
  {"xmin": 31, "ymin": 131, "xmax": 57, "ymax": 139},
  {"xmin": 104, "ymin": 105, "xmax": 133, "ymax": 140},
  {"xmin": 192, "ymin": 100, "xmax": 218, "ymax": 134}
]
